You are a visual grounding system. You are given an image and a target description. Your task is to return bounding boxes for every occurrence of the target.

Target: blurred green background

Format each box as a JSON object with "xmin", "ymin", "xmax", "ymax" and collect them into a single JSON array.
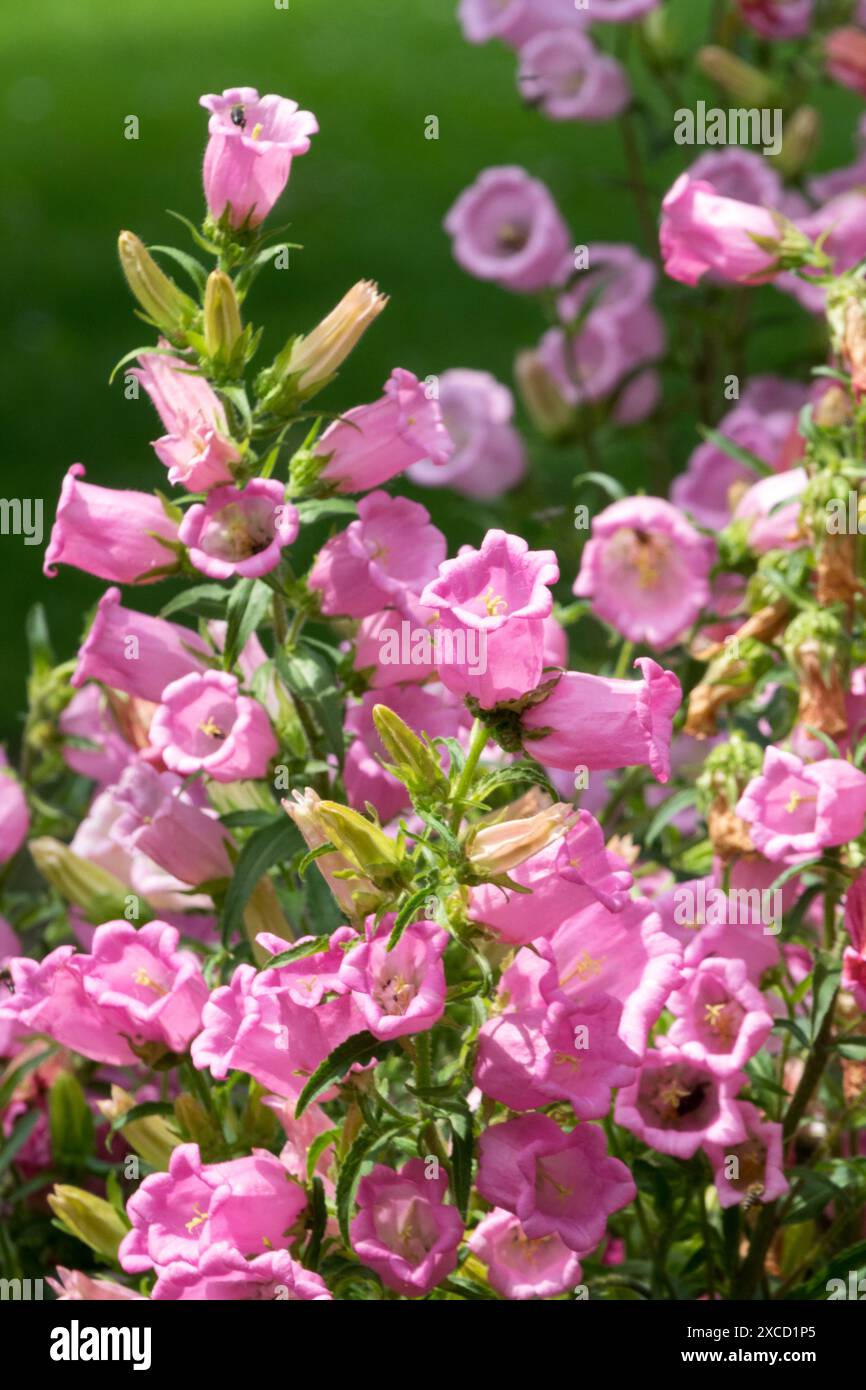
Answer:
[{"xmin": 2, "ymin": 0, "xmax": 861, "ymax": 744}]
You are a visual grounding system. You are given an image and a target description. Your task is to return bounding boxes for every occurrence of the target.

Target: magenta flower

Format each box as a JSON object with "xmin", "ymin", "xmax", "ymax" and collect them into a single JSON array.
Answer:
[
  {"xmin": 614, "ymin": 1047, "xmax": 748, "ymax": 1158},
  {"xmin": 0, "ymin": 946, "xmax": 137, "ymax": 1067},
  {"xmin": 547, "ymin": 897, "xmax": 684, "ymax": 1056},
  {"xmin": 737, "ymin": 0, "xmax": 813, "ymax": 38},
  {"xmin": 0, "ymin": 750, "xmax": 28, "ymax": 864},
  {"xmin": 191, "ymin": 938, "xmax": 362, "ymax": 1101},
  {"xmin": 468, "ymin": 1209, "xmax": 583, "ymax": 1300},
  {"xmin": 44, "ymin": 465, "xmax": 179, "ymax": 584},
  {"xmin": 119, "ymin": 1143, "xmax": 306, "ymax": 1274},
  {"xmin": 735, "ymin": 747, "xmax": 866, "ymax": 863},
  {"xmin": 477, "ymin": 1115, "xmax": 635, "ymax": 1255},
  {"xmin": 574, "ymin": 497, "xmax": 716, "ymax": 649},
  {"xmin": 407, "ymin": 369, "xmax": 526, "ymax": 501},
  {"xmin": 339, "ymin": 918, "xmax": 448, "ymax": 1041},
  {"xmin": 152, "ymin": 1243, "xmax": 331, "ymax": 1300},
  {"xmin": 666, "ymin": 957, "xmax": 773, "ymax": 1079},
  {"xmin": 345, "ymin": 684, "xmax": 468, "ymax": 824},
  {"xmin": 469, "ymin": 809, "xmax": 633, "ymax": 946},
  {"xmin": 521, "ymin": 658, "xmax": 682, "ymax": 782},
  {"xmin": 200, "ymin": 86, "xmax": 318, "ymax": 228},
  {"xmin": 704, "ymin": 1102, "xmax": 790, "ymax": 1209},
  {"xmin": 315, "ymin": 369, "xmax": 452, "ymax": 494},
  {"xmin": 731, "ymin": 468, "xmax": 807, "ymax": 554},
  {"xmin": 458, "ymin": 0, "xmax": 589, "ymax": 47},
  {"xmin": 133, "ymin": 347, "xmax": 240, "ymax": 490},
  {"xmin": 79, "ymin": 921, "xmax": 209, "ymax": 1054},
  {"xmin": 71, "ymin": 586, "xmax": 208, "ymax": 703},
  {"xmin": 310, "ymin": 491, "xmax": 446, "ymax": 620},
  {"xmin": 179, "ymin": 479, "xmax": 299, "ymax": 580},
  {"xmin": 660, "ymin": 175, "xmax": 782, "ymax": 287},
  {"xmin": 149, "ymin": 670, "xmax": 278, "ymax": 782},
  {"xmin": 444, "ymin": 167, "xmax": 571, "ymax": 293},
  {"xmin": 519, "ymin": 31, "xmax": 631, "ymax": 123},
  {"xmin": 351, "ymin": 1158, "xmax": 464, "ymax": 1297},
  {"xmin": 110, "ymin": 763, "xmax": 233, "ymax": 886},
  {"xmin": 843, "ymin": 874, "xmax": 866, "ymax": 1011},
  {"xmin": 419, "ymin": 529, "xmax": 559, "ymax": 707}
]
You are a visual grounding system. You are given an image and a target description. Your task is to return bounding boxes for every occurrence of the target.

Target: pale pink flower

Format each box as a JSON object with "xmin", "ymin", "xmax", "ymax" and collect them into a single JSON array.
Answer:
[
  {"xmin": 200, "ymin": 86, "xmax": 318, "ymax": 227},
  {"xmin": 149, "ymin": 670, "xmax": 278, "ymax": 782},
  {"xmin": 179, "ymin": 479, "xmax": 299, "ymax": 580},
  {"xmin": 133, "ymin": 347, "xmax": 240, "ymax": 490},
  {"xmin": 351, "ymin": 1158, "xmax": 464, "ymax": 1297},
  {"xmin": 44, "ymin": 465, "xmax": 179, "ymax": 584}
]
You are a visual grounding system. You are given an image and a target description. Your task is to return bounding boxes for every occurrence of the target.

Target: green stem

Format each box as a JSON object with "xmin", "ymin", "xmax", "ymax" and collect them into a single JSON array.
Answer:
[
  {"xmin": 613, "ymin": 638, "xmax": 635, "ymax": 681},
  {"xmin": 448, "ymin": 718, "xmax": 487, "ymax": 833}
]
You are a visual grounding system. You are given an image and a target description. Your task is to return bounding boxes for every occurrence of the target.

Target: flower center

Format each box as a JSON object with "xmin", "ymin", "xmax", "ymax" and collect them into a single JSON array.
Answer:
[
  {"xmin": 199, "ymin": 718, "xmax": 226, "ymax": 739},
  {"xmin": 133, "ymin": 968, "xmax": 167, "ymax": 996},
  {"xmin": 482, "ymin": 586, "xmax": 508, "ymax": 617}
]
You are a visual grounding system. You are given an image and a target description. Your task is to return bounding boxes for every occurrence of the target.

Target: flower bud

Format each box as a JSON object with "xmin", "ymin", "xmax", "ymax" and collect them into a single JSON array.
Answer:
[
  {"xmin": 283, "ymin": 787, "xmax": 385, "ymax": 918},
  {"xmin": 49, "ymin": 1072, "xmax": 95, "ymax": 1167},
  {"xmin": 696, "ymin": 46, "xmax": 780, "ymax": 108},
  {"xmin": 244, "ymin": 875, "xmax": 293, "ymax": 965},
  {"xmin": 257, "ymin": 281, "xmax": 388, "ymax": 412},
  {"xmin": 29, "ymin": 836, "xmax": 130, "ymax": 920},
  {"xmin": 467, "ymin": 802, "xmax": 574, "ymax": 876},
  {"xmin": 96, "ymin": 1085, "xmax": 179, "ymax": 1170},
  {"xmin": 371, "ymin": 703, "xmax": 447, "ymax": 802},
  {"xmin": 313, "ymin": 800, "xmax": 405, "ymax": 886},
  {"xmin": 118, "ymin": 231, "xmax": 197, "ymax": 340},
  {"xmin": 173, "ymin": 1093, "xmax": 223, "ymax": 1155},
  {"xmin": 48, "ymin": 1185, "xmax": 129, "ymax": 1262},
  {"xmin": 514, "ymin": 349, "xmax": 575, "ymax": 441},
  {"xmin": 770, "ymin": 107, "xmax": 820, "ymax": 180},
  {"xmin": 204, "ymin": 269, "xmax": 243, "ymax": 363}
]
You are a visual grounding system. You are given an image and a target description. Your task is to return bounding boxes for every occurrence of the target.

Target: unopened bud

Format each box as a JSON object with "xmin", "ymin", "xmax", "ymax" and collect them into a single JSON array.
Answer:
[
  {"xmin": 515, "ymin": 349, "xmax": 574, "ymax": 440},
  {"xmin": 48, "ymin": 1185, "xmax": 129, "ymax": 1262},
  {"xmin": 372, "ymin": 704, "xmax": 447, "ymax": 801},
  {"xmin": 118, "ymin": 231, "xmax": 197, "ymax": 340},
  {"xmin": 29, "ymin": 837, "xmax": 130, "ymax": 920},
  {"xmin": 770, "ymin": 107, "xmax": 820, "ymax": 180},
  {"xmin": 467, "ymin": 803, "xmax": 574, "ymax": 876},
  {"xmin": 97, "ymin": 1085, "xmax": 179, "ymax": 1170},
  {"xmin": 283, "ymin": 787, "xmax": 385, "ymax": 918},
  {"xmin": 204, "ymin": 269, "xmax": 243, "ymax": 363},
  {"xmin": 257, "ymin": 281, "xmax": 388, "ymax": 412},
  {"xmin": 697, "ymin": 46, "xmax": 780, "ymax": 108}
]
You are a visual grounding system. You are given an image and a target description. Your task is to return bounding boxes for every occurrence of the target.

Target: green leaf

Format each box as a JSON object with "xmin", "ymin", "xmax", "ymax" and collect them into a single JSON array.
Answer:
[
  {"xmin": 448, "ymin": 1108, "xmax": 474, "ymax": 1219},
  {"xmin": 387, "ymin": 886, "xmax": 435, "ymax": 950},
  {"xmin": 811, "ymin": 953, "xmax": 841, "ymax": 1043},
  {"xmin": 148, "ymin": 244, "xmax": 208, "ymax": 294},
  {"xmin": 223, "ymin": 578, "xmax": 273, "ymax": 672},
  {"xmin": 264, "ymin": 935, "xmax": 332, "ymax": 969},
  {"xmin": 645, "ymin": 789, "xmax": 698, "ymax": 847},
  {"xmin": 773, "ymin": 1017, "xmax": 811, "ymax": 1050},
  {"xmin": 833, "ymin": 1035, "xmax": 866, "ymax": 1059},
  {"xmin": 306, "ymin": 1128, "xmax": 339, "ymax": 1183},
  {"xmin": 573, "ymin": 470, "xmax": 626, "ymax": 502},
  {"xmin": 221, "ymin": 816, "xmax": 302, "ymax": 947},
  {"xmin": 697, "ymin": 425, "xmax": 773, "ymax": 478},
  {"xmin": 106, "ymin": 1100, "xmax": 176, "ymax": 1141},
  {"xmin": 275, "ymin": 642, "xmax": 345, "ymax": 766},
  {"xmin": 336, "ymin": 1126, "xmax": 378, "ymax": 1247},
  {"xmin": 295, "ymin": 497, "xmax": 358, "ymax": 526},
  {"xmin": 295, "ymin": 1031, "xmax": 389, "ymax": 1118},
  {"xmin": 160, "ymin": 583, "xmax": 228, "ymax": 621},
  {"xmin": 0, "ymin": 1109, "xmax": 42, "ymax": 1176},
  {"xmin": 473, "ymin": 760, "xmax": 558, "ymax": 804},
  {"xmin": 303, "ymin": 1175, "xmax": 327, "ymax": 1271},
  {"xmin": 0, "ymin": 1046, "xmax": 56, "ymax": 1111}
]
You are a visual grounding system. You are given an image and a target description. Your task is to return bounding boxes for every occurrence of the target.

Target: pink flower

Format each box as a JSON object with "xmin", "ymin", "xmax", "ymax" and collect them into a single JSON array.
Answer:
[
  {"xmin": 119, "ymin": 1143, "xmax": 306, "ymax": 1274},
  {"xmin": 0, "ymin": 946, "xmax": 137, "ymax": 1067},
  {"xmin": 133, "ymin": 347, "xmax": 241, "ymax": 490},
  {"xmin": 315, "ymin": 369, "xmax": 452, "ymax": 494},
  {"xmin": 731, "ymin": 468, "xmax": 807, "ymax": 553},
  {"xmin": 538, "ymin": 301, "xmax": 665, "ymax": 411},
  {"xmin": 785, "ymin": 190, "xmax": 866, "ymax": 314},
  {"xmin": 59, "ymin": 686, "xmax": 134, "ymax": 787},
  {"xmin": 574, "ymin": 497, "xmax": 716, "ymax": 649},
  {"xmin": 458, "ymin": 0, "xmax": 589, "ymax": 47},
  {"xmin": 468, "ymin": 1209, "xmax": 583, "ymax": 1300},
  {"xmin": 519, "ymin": 30, "xmax": 631, "ymax": 123},
  {"xmin": 521, "ymin": 658, "xmax": 682, "ymax": 782},
  {"xmin": 351, "ymin": 1158, "xmax": 464, "ymax": 1297},
  {"xmin": 704, "ymin": 1102, "xmax": 790, "ymax": 1209},
  {"xmin": 666, "ymin": 957, "xmax": 773, "ymax": 1079},
  {"xmin": 419, "ymin": 529, "xmax": 559, "ymax": 707},
  {"xmin": 44, "ymin": 465, "xmax": 179, "ymax": 584},
  {"xmin": 110, "ymin": 763, "xmax": 232, "ymax": 886},
  {"xmin": 407, "ymin": 369, "xmax": 526, "ymax": 501},
  {"xmin": 191, "ymin": 937, "xmax": 362, "ymax": 1101},
  {"xmin": 149, "ymin": 670, "xmax": 278, "ymax": 782},
  {"xmin": 345, "ymin": 685, "xmax": 468, "ymax": 824},
  {"xmin": 71, "ymin": 586, "xmax": 208, "ymax": 703},
  {"xmin": 79, "ymin": 921, "xmax": 208, "ymax": 1054},
  {"xmin": 843, "ymin": 873, "xmax": 866, "ymax": 1009},
  {"xmin": 0, "ymin": 750, "xmax": 28, "ymax": 864},
  {"xmin": 735, "ymin": 747, "xmax": 866, "ymax": 863},
  {"xmin": 200, "ymin": 86, "xmax": 318, "ymax": 228},
  {"xmin": 614, "ymin": 1047, "xmax": 748, "ymax": 1158},
  {"xmin": 825, "ymin": 28, "xmax": 866, "ymax": 97},
  {"xmin": 738, "ymin": 0, "xmax": 813, "ymax": 38},
  {"xmin": 660, "ymin": 174, "xmax": 782, "ymax": 287},
  {"xmin": 475, "ymin": 958, "xmax": 638, "ymax": 1116},
  {"xmin": 48, "ymin": 1268, "xmax": 147, "ymax": 1301},
  {"xmin": 339, "ymin": 918, "xmax": 448, "ymax": 1040},
  {"xmin": 476, "ymin": 1115, "xmax": 635, "ymax": 1255},
  {"xmin": 310, "ymin": 491, "xmax": 446, "ymax": 620},
  {"xmin": 547, "ymin": 897, "xmax": 684, "ymax": 1056},
  {"xmin": 671, "ymin": 406, "xmax": 787, "ymax": 531},
  {"xmin": 152, "ymin": 1243, "xmax": 331, "ymax": 1300},
  {"xmin": 468, "ymin": 809, "xmax": 633, "ymax": 946},
  {"xmin": 352, "ymin": 603, "xmax": 437, "ymax": 688},
  {"xmin": 179, "ymin": 479, "xmax": 299, "ymax": 580},
  {"xmin": 444, "ymin": 167, "xmax": 572, "ymax": 293}
]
